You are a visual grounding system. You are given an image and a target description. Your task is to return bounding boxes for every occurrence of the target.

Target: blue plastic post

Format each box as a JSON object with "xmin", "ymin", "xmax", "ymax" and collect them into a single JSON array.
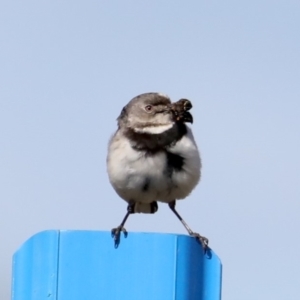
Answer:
[{"xmin": 12, "ymin": 231, "xmax": 222, "ymax": 300}]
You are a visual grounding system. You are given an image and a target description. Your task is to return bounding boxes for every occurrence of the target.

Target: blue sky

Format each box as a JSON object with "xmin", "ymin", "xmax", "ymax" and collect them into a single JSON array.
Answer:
[{"xmin": 1, "ymin": 1, "xmax": 300, "ymax": 299}]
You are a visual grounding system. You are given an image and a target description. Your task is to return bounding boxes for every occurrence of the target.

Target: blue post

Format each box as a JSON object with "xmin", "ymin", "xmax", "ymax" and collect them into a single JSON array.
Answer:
[{"xmin": 12, "ymin": 231, "xmax": 222, "ymax": 300}]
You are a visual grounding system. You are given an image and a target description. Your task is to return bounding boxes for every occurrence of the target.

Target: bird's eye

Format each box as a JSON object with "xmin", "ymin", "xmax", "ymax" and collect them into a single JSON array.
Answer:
[{"xmin": 144, "ymin": 105, "xmax": 153, "ymax": 112}]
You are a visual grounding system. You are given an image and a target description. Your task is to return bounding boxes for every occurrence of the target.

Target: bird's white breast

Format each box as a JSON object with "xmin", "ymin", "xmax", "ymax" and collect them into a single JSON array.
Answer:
[{"xmin": 107, "ymin": 127, "xmax": 201, "ymax": 204}]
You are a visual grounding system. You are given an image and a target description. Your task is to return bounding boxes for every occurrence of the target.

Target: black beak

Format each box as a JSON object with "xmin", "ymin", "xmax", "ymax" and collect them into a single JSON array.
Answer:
[{"xmin": 181, "ymin": 111, "xmax": 193, "ymax": 123}]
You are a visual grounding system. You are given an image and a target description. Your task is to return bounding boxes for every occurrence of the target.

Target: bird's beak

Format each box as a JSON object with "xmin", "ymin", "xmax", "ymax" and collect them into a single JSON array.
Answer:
[{"xmin": 179, "ymin": 111, "xmax": 193, "ymax": 123}]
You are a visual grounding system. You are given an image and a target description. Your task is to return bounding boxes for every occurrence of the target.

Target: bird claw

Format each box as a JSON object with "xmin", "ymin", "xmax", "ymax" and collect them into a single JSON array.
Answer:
[
  {"xmin": 111, "ymin": 226, "xmax": 128, "ymax": 248},
  {"xmin": 190, "ymin": 232, "xmax": 209, "ymax": 251}
]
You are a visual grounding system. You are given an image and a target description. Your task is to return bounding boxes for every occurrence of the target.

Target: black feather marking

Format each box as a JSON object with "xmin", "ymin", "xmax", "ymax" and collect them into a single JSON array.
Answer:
[
  {"xmin": 126, "ymin": 123, "xmax": 187, "ymax": 153},
  {"xmin": 165, "ymin": 152, "xmax": 184, "ymax": 177},
  {"xmin": 142, "ymin": 177, "xmax": 151, "ymax": 192}
]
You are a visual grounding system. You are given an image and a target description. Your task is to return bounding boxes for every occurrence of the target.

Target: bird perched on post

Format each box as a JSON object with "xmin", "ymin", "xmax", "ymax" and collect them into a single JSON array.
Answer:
[{"xmin": 107, "ymin": 92, "xmax": 208, "ymax": 249}]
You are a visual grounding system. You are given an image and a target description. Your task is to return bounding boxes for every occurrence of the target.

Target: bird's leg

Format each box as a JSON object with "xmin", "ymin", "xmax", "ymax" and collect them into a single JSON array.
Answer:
[
  {"xmin": 111, "ymin": 202, "xmax": 134, "ymax": 248},
  {"xmin": 168, "ymin": 200, "xmax": 209, "ymax": 250}
]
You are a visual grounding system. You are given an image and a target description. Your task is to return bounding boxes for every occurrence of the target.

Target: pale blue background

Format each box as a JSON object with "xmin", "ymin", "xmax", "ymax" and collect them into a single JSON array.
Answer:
[{"xmin": 1, "ymin": 1, "xmax": 299, "ymax": 299}]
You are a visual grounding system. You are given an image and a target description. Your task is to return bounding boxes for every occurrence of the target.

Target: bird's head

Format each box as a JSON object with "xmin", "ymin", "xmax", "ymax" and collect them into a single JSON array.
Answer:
[{"xmin": 117, "ymin": 93, "xmax": 193, "ymax": 134}]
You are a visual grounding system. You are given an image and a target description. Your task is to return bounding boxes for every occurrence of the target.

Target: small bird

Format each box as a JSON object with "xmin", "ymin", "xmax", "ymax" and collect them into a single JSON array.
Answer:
[{"xmin": 107, "ymin": 93, "xmax": 208, "ymax": 249}]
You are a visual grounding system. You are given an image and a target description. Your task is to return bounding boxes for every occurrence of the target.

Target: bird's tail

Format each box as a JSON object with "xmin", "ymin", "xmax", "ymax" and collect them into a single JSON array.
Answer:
[{"xmin": 133, "ymin": 201, "xmax": 158, "ymax": 214}]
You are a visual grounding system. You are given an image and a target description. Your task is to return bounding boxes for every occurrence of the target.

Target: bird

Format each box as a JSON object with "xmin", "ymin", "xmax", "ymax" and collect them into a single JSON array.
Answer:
[{"xmin": 106, "ymin": 92, "xmax": 208, "ymax": 249}]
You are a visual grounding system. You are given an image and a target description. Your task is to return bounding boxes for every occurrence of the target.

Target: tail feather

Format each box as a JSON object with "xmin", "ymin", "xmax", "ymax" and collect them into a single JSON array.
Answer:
[{"xmin": 134, "ymin": 201, "xmax": 158, "ymax": 214}]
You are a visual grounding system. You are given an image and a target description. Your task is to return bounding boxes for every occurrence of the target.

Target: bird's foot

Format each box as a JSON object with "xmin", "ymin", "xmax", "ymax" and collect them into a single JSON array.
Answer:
[
  {"xmin": 111, "ymin": 226, "xmax": 128, "ymax": 248},
  {"xmin": 190, "ymin": 232, "xmax": 209, "ymax": 251}
]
